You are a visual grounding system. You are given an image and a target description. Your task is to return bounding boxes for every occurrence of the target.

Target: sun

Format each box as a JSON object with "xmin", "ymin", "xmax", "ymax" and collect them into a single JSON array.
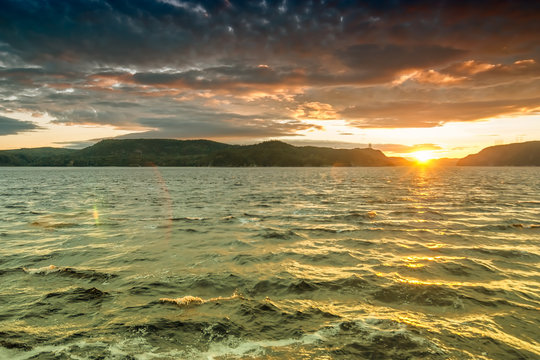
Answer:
[{"xmin": 411, "ymin": 150, "xmax": 436, "ymax": 164}]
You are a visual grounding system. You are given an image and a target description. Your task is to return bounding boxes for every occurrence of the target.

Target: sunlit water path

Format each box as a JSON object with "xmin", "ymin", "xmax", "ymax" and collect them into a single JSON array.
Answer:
[{"xmin": 0, "ymin": 167, "xmax": 539, "ymax": 359}]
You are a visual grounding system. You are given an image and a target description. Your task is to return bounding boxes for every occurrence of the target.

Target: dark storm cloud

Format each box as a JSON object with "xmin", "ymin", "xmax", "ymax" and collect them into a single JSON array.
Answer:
[
  {"xmin": 0, "ymin": 0, "xmax": 538, "ymax": 140},
  {"xmin": 131, "ymin": 64, "xmax": 302, "ymax": 91},
  {"xmin": 48, "ymin": 108, "xmax": 137, "ymax": 127},
  {"xmin": 0, "ymin": 115, "xmax": 41, "ymax": 135},
  {"xmin": 3, "ymin": 0, "xmax": 535, "ymax": 69},
  {"xmin": 45, "ymin": 99, "xmax": 321, "ymax": 139},
  {"xmin": 125, "ymin": 115, "xmax": 320, "ymax": 139},
  {"xmin": 337, "ymin": 44, "xmax": 466, "ymax": 78},
  {"xmin": 0, "ymin": 0, "xmax": 350, "ymax": 67}
]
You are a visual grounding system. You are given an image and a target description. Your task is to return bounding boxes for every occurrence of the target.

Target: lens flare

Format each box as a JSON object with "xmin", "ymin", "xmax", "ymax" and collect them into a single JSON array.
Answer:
[{"xmin": 93, "ymin": 205, "xmax": 100, "ymax": 225}]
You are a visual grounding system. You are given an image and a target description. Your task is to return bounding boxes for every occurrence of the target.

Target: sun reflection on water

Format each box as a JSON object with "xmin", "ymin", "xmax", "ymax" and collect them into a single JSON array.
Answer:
[
  {"xmin": 395, "ymin": 277, "xmax": 465, "ymax": 287},
  {"xmin": 1, "ymin": 167, "xmax": 538, "ymax": 359}
]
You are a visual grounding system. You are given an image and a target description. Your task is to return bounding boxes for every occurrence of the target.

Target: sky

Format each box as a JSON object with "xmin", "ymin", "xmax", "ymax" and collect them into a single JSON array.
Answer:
[{"xmin": 0, "ymin": 0, "xmax": 539, "ymax": 158}]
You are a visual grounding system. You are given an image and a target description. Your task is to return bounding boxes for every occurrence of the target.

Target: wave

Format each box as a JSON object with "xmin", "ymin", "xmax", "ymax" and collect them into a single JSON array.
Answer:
[
  {"xmin": 394, "ymin": 258, "xmax": 501, "ymax": 280},
  {"xmin": 259, "ymin": 229, "xmax": 300, "ymax": 240},
  {"xmin": 316, "ymin": 275, "xmax": 371, "ymax": 292},
  {"xmin": 22, "ymin": 265, "xmax": 117, "ymax": 282},
  {"xmin": 160, "ymin": 291, "xmax": 243, "ymax": 307},
  {"xmin": 2, "ymin": 168, "xmax": 540, "ymax": 359},
  {"xmin": 247, "ymin": 274, "xmax": 376, "ymax": 297},
  {"xmin": 299, "ymin": 226, "xmax": 359, "ymax": 234},
  {"xmin": 30, "ymin": 221, "xmax": 80, "ymax": 229},
  {"xmin": 170, "ymin": 216, "xmax": 207, "ymax": 222},
  {"xmin": 330, "ymin": 319, "xmax": 446, "ymax": 359},
  {"xmin": 249, "ymin": 279, "xmax": 289, "ymax": 295},
  {"xmin": 477, "ymin": 223, "xmax": 540, "ymax": 231},
  {"xmin": 197, "ymin": 318, "xmax": 445, "ymax": 359},
  {"xmin": 440, "ymin": 259, "xmax": 497, "ymax": 277},
  {"xmin": 373, "ymin": 282, "xmax": 464, "ymax": 308},
  {"xmin": 44, "ymin": 287, "xmax": 109, "ymax": 302},
  {"xmin": 460, "ymin": 287, "xmax": 540, "ymax": 310},
  {"xmin": 298, "ymin": 251, "xmax": 359, "ymax": 266},
  {"xmin": 333, "ymin": 210, "xmax": 378, "ymax": 220},
  {"xmin": 231, "ymin": 253, "xmax": 277, "ymax": 265},
  {"xmin": 2, "ymin": 299, "xmax": 535, "ymax": 359},
  {"xmin": 471, "ymin": 248, "xmax": 540, "ymax": 261}
]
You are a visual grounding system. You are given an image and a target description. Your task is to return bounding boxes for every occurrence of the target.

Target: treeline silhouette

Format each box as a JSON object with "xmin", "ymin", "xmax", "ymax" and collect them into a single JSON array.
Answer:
[
  {"xmin": 0, "ymin": 139, "xmax": 394, "ymax": 167},
  {"xmin": 2, "ymin": 139, "xmax": 538, "ymax": 166},
  {"xmin": 457, "ymin": 141, "xmax": 540, "ymax": 166}
]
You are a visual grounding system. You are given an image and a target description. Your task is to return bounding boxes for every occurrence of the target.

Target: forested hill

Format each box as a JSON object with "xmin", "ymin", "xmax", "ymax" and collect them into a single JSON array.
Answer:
[
  {"xmin": 0, "ymin": 139, "xmax": 395, "ymax": 167},
  {"xmin": 457, "ymin": 141, "xmax": 540, "ymax": 166}
]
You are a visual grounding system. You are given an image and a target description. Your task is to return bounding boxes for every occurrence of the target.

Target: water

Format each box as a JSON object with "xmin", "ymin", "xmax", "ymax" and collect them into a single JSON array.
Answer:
[{"xmin": 0, "ymin": 167, "xmax": 539, "ymax": 359}]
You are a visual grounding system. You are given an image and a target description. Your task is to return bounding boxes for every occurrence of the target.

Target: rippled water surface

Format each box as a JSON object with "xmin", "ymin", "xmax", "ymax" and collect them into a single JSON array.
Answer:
[{"xmin": 0, "ymin": 167, "xmax": 539, "ymax": 359}]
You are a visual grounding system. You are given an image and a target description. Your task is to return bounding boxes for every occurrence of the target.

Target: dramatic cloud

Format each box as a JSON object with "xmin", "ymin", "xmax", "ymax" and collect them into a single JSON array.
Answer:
[
  {"xmin": 294, "ymin": 102, "xmax": 337, "ymax": 120},
  {"xmin": 0, "ymin": 0, "xmax": 538, "ymax": 148},
  {"xmin": 337, "ymin": 44, "xmax": 466, "ymax": 81},
  {"xmin": 341, "ymin": 97, "xmax": 540, "ymax": 128},
  {"xmin": 0, "ymin": 115, "xmax": 40, "ymax": 135}
]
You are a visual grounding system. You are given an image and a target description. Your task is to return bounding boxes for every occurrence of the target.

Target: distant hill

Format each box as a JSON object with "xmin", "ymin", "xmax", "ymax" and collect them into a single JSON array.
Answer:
[
  {"xmin": 210, "ymin": 141, "xmax": 394, "ymax": 166},
  {"xmin": 457, "ymin": 141, "xmax": 540, "ymax": 166},
  {"xmin": 388, "ymin": 157, "xmax": 413, "ymax": 166},
  {"xmin": 0, "ymin": 147, "xmax": 77, "ymax": 166},
  {"xmin": 0, "ymin": 139, "xmax": 395, "ymax": 167},
  {"xmin": 430, "ymin": 158, "xmax": 459, "ymax": 166},
  {"xmin": 74, "ymin": 139, "xmax": 230, "ymax": 166},
  {"xmin": 4, "ymin": 139, "xmax": 537, "ymax": 167}
]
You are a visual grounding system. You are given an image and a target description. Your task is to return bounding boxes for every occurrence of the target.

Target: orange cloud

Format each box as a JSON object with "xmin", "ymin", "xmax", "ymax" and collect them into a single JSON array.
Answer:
[
  {"xmin": 451, "ymin": 60, "xmax": 497, "ymax": 75},
  {"xmin": 514, "ymin": 59, "xmax": 536, "ymax": 66},
  {"xmin": 294, "ymin": 102, "xmax": 337, "ymax": 120},
  {"xmin": 341, "ymin": 97, "xmax": 540, "ymax": 128},
  {"xmin": 374, "ymin": 143, "xmax": 442, "ymax": 153},
  {"xmin": 394, "ymin": 69, "xmax": 465, "ymax": 85},
  {"xmin": 445, "ymin": 58, "xmax": 539, "ymax": 80}
]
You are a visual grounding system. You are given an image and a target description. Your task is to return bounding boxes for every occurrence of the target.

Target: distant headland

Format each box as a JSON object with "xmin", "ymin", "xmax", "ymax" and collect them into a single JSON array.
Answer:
[
  {"xmin": 457, "ymin": 141, "xmax": 540, "ymax": 166},
  {"xmin": 0, "ymin": 139, "xmax": 538, "ymax": 167}
]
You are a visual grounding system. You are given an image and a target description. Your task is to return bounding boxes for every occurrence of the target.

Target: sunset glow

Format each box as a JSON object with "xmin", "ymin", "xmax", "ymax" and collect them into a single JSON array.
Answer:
[
  {"xmin": 0, "ymin": 1, "xmax": 538, "ymax": 157},
  {"xmin": 1, "ymin": 2, "xmax": 539, "ymax": 358},
  {"xmin": 411, "ymin": 151, "xmax": 436, "ymax": 164}
]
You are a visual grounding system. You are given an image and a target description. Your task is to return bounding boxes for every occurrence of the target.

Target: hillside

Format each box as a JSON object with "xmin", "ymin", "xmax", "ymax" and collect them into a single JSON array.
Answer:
[
  {"xmin": 3, "ymin": 139, "xmax": 537, "ymax": 167},
  {"xmin": 457, "ymin": 141, "xmax": 540, "ymax": 166},
  {"xmin": 0, "ymin": 139, "xmax": 395, "ymax": 167},
  {"xmin": 0, "ymin": 147, "xmax": 77, "ymax": 166},
  {"xmin": 210, "ymin": 141, "xmax": 394, "ymax": 166},
  {"xmin": 74, "ymin": 139, "xmax": 230, "ymax": 166}
]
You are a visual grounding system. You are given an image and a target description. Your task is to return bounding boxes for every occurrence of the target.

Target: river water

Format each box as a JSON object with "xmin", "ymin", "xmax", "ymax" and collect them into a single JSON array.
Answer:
[{"xmin": 0, "ymin": 167, "xmax": 539, "ymax": 359}]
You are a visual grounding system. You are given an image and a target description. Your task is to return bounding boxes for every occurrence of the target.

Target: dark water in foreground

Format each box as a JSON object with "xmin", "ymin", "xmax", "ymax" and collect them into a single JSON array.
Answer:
[{"xmin": 0, "ymin": 167, "xmax": 539, "ymax": 359}]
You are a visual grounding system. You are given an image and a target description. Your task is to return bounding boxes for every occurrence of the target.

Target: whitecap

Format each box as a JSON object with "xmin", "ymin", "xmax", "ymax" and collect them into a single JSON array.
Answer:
[
  {"xmin": 22, "ymin": 264, "xmax": 61, "ymax": 274},
  {"xmin": 160, "ymin": 291, "xmax": 243, "ymax": 307}
]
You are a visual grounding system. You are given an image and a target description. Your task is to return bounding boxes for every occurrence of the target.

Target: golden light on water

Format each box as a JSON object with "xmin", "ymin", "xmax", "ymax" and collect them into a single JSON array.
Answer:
[
  {"xmin": 1, "ymin": 1, "xmax": 539, "ymax": 357},
  {"xmin": 395, "ymin": 277, "xmax": 464, "ymax": 287},
  {"xmin": 402, "ymin": 255, "xmax": 440, "ymax": 268}
]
